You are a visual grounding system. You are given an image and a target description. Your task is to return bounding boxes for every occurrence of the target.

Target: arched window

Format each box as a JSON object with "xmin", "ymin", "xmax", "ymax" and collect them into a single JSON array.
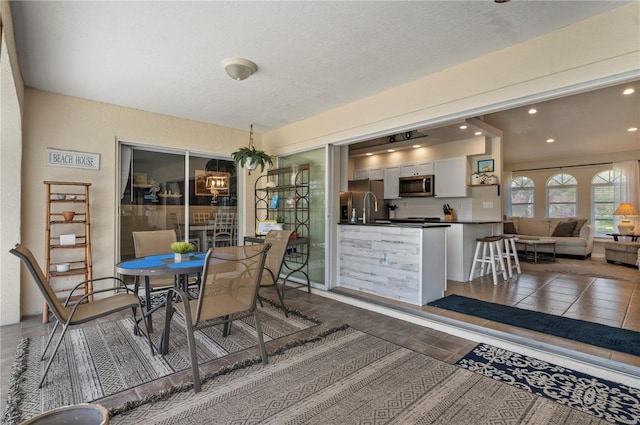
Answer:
[
  {"xmin": 511, "ymin": 176, "xmax": 535, "ymax": 217},
  {"xmin": 591, "ymin": 170, "xmax": 616, "ymax": 237},
  {"xmin": 547, "ymin": 173, "xmax": 577, "ymax": 217}
]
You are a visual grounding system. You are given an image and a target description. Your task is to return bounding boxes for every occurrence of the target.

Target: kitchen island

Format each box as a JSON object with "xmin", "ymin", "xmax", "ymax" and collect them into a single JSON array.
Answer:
[{"xmin": 337, "ymin": 222, "xmax": 449, "ymax": 306}]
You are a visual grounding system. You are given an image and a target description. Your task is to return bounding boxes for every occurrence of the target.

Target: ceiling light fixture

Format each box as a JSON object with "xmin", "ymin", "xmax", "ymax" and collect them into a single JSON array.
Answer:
[
  {"xmin": 546, "ymin": 138, "xmax": 555, "ymax": 143},
  {"xmin": 528, "ymin": 108, "xmax": 537, "ymax": 114},
  {"xmin": 222, "ymin": 58, "xmax": 258, "ymax": 81},
  {"xmin": 474, "ymin": 131, "xmax": 482, "ymax": 136},
  {"xmin": 459, "ymin": 125, "xmax": 468, "ymax": 130},
  {"xmin": 387, "ymin": 149, "xmax": 395, "ymax": 153},
  {"xmin": 628, "ymin": 127, "xmax": 638, "ymax": 132},
  {"xmin": 623, "ymin": 88, "xmax": 635, "ymax": 95},
  {"xmin": 412, "ymin": 145, "xmax": 421, "ymax": 149},
  {"xmin": 366, "ymin": 153, "xmax": 373, "ymax": 156}
]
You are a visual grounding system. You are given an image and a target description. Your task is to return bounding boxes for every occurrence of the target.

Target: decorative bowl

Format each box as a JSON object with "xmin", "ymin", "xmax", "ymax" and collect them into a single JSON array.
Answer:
[
  {"xmin": 62, "ymin": 211, "xmax": 75, "ymax": 221},
  {"xmin": 56, "ymin": 263, "xmax": 70, "ymax": 272},
  {"xmin": 56, "ymin": 194, "xmax": 66, "ymax": 200},
  {"xmin": 67, "ymin": 195, "xmax": 78, "ymax": 201}
]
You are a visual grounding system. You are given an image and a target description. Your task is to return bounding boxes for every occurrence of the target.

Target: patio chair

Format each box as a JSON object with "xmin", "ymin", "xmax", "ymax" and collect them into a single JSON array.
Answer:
[
  {"xmin": 10, "ymin": 243, "xmax": 153, "ymax": 388},
  {"xmin": 259, "ymin": 229, "xmax": 294, "ymax": 316},
  {"xmin": 162, "ymin": 243, "xmax": 271, "ymax": 392}
]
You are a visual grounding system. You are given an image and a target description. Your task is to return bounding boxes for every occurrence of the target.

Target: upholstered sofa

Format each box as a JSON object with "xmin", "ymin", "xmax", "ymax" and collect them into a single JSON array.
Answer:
[
  {"xmin": 604, "ymin": 241, "xmax": 640, "ymax": 267},
  {"xmin": 504, "ymin": 217, "xmax": 594, "ymax": 259}
]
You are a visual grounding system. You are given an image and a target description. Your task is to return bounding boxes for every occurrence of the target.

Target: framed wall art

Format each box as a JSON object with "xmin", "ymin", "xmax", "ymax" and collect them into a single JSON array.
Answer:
[{"xmin": 478, "ymin": 159, "xmax": 494, "ymax": 173}]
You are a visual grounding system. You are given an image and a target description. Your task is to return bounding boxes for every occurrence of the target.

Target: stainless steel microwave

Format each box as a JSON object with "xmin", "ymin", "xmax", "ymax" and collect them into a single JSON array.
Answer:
[{"xmin": 399, "ymin": 174, "xmax": 434, "ymax": 197}]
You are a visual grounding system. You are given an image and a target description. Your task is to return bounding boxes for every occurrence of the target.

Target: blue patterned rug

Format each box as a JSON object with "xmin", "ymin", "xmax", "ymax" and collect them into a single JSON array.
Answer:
[
  {"xmin": 457, "ymin": 343, "xmax": 640, "ymax": 425},
  {"xmin": 428, "ymin": 295, "xmax": 640, "ymax": 357}
]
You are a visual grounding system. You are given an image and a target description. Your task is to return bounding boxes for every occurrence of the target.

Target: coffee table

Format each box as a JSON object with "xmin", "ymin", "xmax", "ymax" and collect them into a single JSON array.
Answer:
[{"xmin": 516, "ymin": 238, "xmax": 556, "ymax": 263}]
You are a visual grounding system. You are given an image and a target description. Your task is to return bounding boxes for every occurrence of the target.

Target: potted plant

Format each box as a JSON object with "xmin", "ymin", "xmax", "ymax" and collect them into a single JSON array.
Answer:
[
  {"xmin": 273, "ymin": 214, "xmax": 286, "ymax": 230},
  {"xmin": 231, "ymin": 124, "xmax": 273, "ymax": 174},
  {"xmin": 170, "ymin": 241, "xmax": 195, "ymax": 262}
]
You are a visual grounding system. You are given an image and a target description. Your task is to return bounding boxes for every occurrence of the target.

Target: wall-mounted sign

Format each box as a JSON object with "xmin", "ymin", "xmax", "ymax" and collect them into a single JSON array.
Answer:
[{"xmin": 47, "ymin": 148, "xmax": 100, "ymax": 170}]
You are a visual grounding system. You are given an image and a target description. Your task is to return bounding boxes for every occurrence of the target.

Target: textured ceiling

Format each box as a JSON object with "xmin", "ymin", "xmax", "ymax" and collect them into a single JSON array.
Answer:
[{"xmin": 9, "ymin": 1, "xmax": 638, "ymax": 165}]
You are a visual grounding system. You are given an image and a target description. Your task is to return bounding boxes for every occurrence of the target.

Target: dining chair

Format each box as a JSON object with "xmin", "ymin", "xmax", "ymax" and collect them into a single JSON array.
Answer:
[
  {"xmin": 132, "ymin": 229, "xmax": 180, "ymax": 311},
  {"xmin": 10, "ymin": 243, "xmax": 153, "ymax": 388},
  {"xmin": 162, "ymin": 243, "xmax": 271, "ymax": 392},
  {"xmin": 205, "ymin": 210, "xmax": 236, "ymax": 248},
  {"xmin": 259, "ymin": 229, "xmax": 294, "ymax": 316}
]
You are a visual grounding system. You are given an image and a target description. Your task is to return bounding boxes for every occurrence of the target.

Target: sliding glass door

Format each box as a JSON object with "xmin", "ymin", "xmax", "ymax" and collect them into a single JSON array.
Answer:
[{"xmin": 119, "ymin": 144, "xmax": 236, "ymax": 260}]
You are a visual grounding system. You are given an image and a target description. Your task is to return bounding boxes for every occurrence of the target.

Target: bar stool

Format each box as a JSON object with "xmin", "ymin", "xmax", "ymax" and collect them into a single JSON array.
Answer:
[
  {"xmin": 500, "ymin": 234, "xmax": 521, "ymax": 278},
  {"xmin": 468, "ymin": 236, "xmax": 507, "ymax": 285}
]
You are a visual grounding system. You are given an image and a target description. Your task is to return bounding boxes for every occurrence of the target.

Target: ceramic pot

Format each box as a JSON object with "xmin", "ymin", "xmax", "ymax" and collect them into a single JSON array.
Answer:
[
  {"xmin": 62, "ymin": 211, "xmax": 75, "ymax": 221},
  {"xmin": 174, "ymin": 253, "xmax": 190, "ymax": 262}
]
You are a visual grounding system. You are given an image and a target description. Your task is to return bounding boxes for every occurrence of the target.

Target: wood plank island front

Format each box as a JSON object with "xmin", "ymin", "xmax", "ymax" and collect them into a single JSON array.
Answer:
[{"xmin": 337, "ymin": 223, "xmax": 449, "ymax": 306}]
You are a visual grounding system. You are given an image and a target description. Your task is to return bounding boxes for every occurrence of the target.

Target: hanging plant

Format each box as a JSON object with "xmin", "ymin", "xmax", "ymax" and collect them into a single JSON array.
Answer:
[{"xmin": 231, "ymin": 124, "xmax": 273, "ymax": 174}]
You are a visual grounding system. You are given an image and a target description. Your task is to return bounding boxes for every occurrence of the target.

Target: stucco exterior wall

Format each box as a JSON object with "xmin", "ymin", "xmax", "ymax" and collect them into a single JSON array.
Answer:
[{"xmin": 19, "ymin": 89, "xmax": 258, "ymax": 316}]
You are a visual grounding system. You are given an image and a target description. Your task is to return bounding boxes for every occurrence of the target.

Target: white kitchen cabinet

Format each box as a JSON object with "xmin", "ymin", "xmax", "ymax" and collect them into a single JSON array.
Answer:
[
  {"xmin": 400, "ymin": 164, "xmax": 417, "ymax": 177},
  {"xmin": 368, "ymin": 167, "xmax": 383, "ymax": 180},
  {"xmin": 434, "ymin": 156, "xmax": 470, "ymax": 197},
  {"xmin": 416, "ymin": 161, "xmax": 434, "ymax": 175},
  {"xmin": 353, "ymin": 167, "xmax": 383, "ymax": 180},
  {"xmin": 353, "ymin": 169, "xmax": 368, "ymax": 180},
  {"xmin": 383, "ymin": 166, "xmax": 400, "ymax": 199},
  {"xmin": 400, "ymin": 161, "xmax": 433, "ymax": 177}
]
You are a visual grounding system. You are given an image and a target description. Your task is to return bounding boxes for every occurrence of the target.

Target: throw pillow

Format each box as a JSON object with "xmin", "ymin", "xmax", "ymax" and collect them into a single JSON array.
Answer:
[
  {"xmin": 572, "ymin": 218, "xmax": 587, "ymax": 237},
  {"xmin": 503, "ymin": 222, "xmax": 517, "ymax": 234},
  {"xmin": 552, "ymin": 221, "xmax": 577, "ymax": 237}
]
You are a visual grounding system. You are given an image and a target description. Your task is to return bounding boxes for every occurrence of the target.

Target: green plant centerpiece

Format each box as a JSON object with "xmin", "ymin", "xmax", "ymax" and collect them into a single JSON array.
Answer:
[
  {"xmin": 231, "ymin": 124, "xmax": 273, "ymax": 174},
  {"xmin": 170, "ymin": 241, "xmax": 195, "ymax": 262},
  {"xmin": 276, "ymin": 214, "xmax": 286, "ymax": 223}
]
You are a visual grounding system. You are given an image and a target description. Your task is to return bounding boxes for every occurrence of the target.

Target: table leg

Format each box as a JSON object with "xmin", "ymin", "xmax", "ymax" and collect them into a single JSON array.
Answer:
[
  {"xmin": 144, "ymin": 276, "xmax": 153, "ymax": 332},
  {"xmin": 533, "ymin": 244, "xmax": 538, "ymax": 264},
  {"xmin": 552, "ymin": 243, "xmax": 556, "ymax": 262}
]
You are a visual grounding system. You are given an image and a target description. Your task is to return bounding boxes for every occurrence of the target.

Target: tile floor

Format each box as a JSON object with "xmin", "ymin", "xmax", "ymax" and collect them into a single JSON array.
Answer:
[{"xmin": 2, "ymin": 264, "xmax": 639, "ymax": 416}]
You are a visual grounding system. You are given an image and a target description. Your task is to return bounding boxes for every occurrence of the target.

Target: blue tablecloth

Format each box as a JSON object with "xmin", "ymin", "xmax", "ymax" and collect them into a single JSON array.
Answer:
[
  {"xmin": 118, "ymin": 258, "xmax": 166, "ymax": 269},
  {"xmin": 167, "ymin": 259, "xmax": 204, "ymax": 269}
]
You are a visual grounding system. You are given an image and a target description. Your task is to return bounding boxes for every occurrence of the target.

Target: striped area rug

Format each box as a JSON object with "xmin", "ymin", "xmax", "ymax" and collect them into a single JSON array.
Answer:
[
  {"xmin": 2, "ymin": 299, "xmax": 319, "ymax": 425},
  {"xmin": 109, "ymin": 327, "xmax": 612, "ymax": 425}
]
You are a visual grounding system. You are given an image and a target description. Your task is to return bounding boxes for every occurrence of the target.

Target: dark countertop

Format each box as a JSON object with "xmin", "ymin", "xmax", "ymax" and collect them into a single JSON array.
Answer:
[
  {"xmin": 389, "ymin": 217, "xmax": 504, "ymax": 225},
  {"xmin": 337, "ymin": 221, "xmax": 450, "ymax": 229}
]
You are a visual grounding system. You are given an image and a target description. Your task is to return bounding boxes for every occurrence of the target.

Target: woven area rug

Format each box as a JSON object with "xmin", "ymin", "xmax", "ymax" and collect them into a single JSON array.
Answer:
[
  {"xmin": 2, "ymin": 298, "xmax": 319, "ymax": 425},
  {"xmin": 457, "ymin": 343, "xmax": 640, "ymax": 425},
  {"xmin": 428, "ymin": 295, "xmax": 640, "ymax": 357},
  {"xmin": 109, "ymin": 327, "xmax": 611, "ymax": 425}
]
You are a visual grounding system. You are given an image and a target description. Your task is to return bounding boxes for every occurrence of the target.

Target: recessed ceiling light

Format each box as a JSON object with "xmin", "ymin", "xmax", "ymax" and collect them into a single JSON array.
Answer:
[
  {"xmin": 623, "ymin": 88, "xmax": 635, "ymax": 95},
  {"xmin": 459, "ymin": 125, "xmax": 468, "ymax": 130},
  {"xmin": 628, "ymin": 127, "xmax": 638, "ymax": 132},
  {"xmin": 366, "ymin": 152, "xmax": 373, "ymax": 156},
  {"xmin": 412, "ymin": 145, "xmax": 421, "ymax": 148},
  {"xmin": 474, "ymin": 131, "xmax": 482, "ymax": 136},
  {"xmin": 387, "ymin": 149, "xmax": 395, "ymax": 153},
  {"xmin": 546, "ymin": 138, "xmax": 555, "ymax": 143},
  {"xmin": 528, "ymin": 108, "xmax": 537, "ymax": 114}
]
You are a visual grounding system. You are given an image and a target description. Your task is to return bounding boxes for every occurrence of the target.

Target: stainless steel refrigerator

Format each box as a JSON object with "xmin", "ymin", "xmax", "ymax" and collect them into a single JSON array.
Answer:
[{"xmin": 340, "ymin": 179, "xmax": 385, "ymax": 223}]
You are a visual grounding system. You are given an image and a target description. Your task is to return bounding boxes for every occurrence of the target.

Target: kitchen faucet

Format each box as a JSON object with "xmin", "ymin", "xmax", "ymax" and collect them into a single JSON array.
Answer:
[{"xmin": 362, "ymin": 191, "xmax": 378, "ymax": 224}]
